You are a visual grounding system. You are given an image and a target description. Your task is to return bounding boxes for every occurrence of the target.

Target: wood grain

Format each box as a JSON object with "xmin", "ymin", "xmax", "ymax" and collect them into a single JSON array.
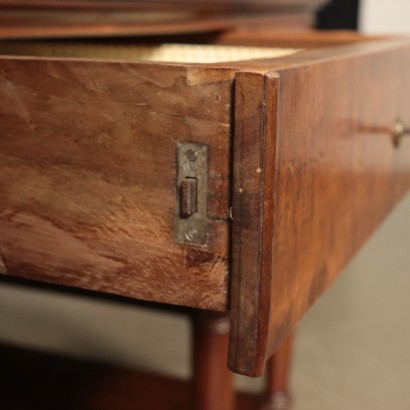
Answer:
[
  {"xmin": 229, "ymin": 38, "xmax": 410, "ymax": 376},
  {"xmin": 0, "ymin": 0, "xmax": 328, "ymax": 12},
  {"xmin": 0, "ymin": 57, "xmax": 235, "ymax": 311},
  {"xmin": 1, "ymin": 32, "xmax": 409, "ymax": 378},
  {"xmin": 0, "ymin": 0, "xmax": 324, "ymax": 40},
  {"xmin": 229, "ymin": 71, "xmax": 279, "ymax": 376},
  {"xmin": 0, "ymin": 12, "xmax": 315, "ymax": 40}
]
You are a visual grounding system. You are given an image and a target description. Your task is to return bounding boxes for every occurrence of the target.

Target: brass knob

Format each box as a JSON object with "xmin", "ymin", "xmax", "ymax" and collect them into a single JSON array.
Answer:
[{"xmin": 393, "ymin": 119, "xmax": 410, "ymax": 147}]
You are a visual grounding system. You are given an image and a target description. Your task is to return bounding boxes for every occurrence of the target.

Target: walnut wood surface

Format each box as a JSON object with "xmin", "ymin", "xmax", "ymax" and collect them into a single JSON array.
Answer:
[
  {"xmin": 229, "ymin": 71, "xmax": 278, "ymax": 377},
  {"xmin": 0, "ymin": 12, "xmax": 314, "ymax": 40},
  {"xmin": 229, "ymin": 38, "xmax": 410, "ymax": 376},
  {"xmin": 192, "ymin": 312, "xmax": 234, "ymax": 410},
  {"xmin": 0, "ymin": 0, "xmax": 323, "ymax": 40},
  {"xmin": 0, "ymin": 0, "xmax": 327, "ymax": 12},
  {"xmin": 0, "ymin": 58, "xmax": 235, "ymax": 311},
  {"xmin": 1, "ymin": 33, "xmax": 409, "ymax": 377}
]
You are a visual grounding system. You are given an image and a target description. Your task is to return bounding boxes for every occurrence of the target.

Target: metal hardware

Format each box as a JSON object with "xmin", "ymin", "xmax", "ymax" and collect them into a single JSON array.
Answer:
[
  {"xmin": 393, "ymin": 118, "xmax": 410, "ymax": 147},
  {"xmin": 180, "ymin": 178, "xmax": 198, "ymax": 217},
  {"xmin": 176, "ymin": 143, "xmax": 208, "ymax": 245},
  {"xmin": 186, "ymin": 149, "xmax": 199, "ymax": 162}
]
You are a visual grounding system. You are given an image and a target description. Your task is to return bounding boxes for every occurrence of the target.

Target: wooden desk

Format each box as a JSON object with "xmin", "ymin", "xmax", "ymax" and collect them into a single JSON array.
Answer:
[{"xmin": 0, "ymin": 2, "xmax": 409, "ymax": 408}]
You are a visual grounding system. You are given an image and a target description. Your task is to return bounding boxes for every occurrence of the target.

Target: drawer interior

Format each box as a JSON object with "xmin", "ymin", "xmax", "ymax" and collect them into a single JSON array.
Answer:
[{"xmin": 0, "ymin": 41, "xmax": 299, "ymax": 63}]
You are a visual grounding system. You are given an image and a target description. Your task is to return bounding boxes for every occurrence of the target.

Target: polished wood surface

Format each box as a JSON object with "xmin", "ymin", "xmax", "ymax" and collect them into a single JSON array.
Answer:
[
  {"xmin": 0, "ymin": 11, "xmax": 314, "ymax": 40},
  {"xmin": 0, "ymin": 0, "xmax": 327, "ymax": 12},
  {"xmin": 265, "ymin": 333, "xmax": 294, "ymax": 409},
  {"xmin": 0, "ymin": 0, "xmax": 324, "ymax": 40},
  {"xmin": 0, "ymin": 57, "xmax": 234, "ymax": 311},
  {"xmin": 192, "ymin": 312, "xmax": 234, "ymax": 410},
  {"xmin": 229, "ymin": 70, "xmax": 279, "ymax": 377},
  {"xmin": 0, "ymin": 33, "xmax": 409, "ymax": 377},
  {"xmin": 229, "ymin": 38, "xmax": 410, "ymax": 376}
]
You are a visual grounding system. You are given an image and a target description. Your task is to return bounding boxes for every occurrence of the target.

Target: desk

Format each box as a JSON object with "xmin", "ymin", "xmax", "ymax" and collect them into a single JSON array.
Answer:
[{"xmin": 0, "ymin": 6, "xmax": 409, "ymax": 408}]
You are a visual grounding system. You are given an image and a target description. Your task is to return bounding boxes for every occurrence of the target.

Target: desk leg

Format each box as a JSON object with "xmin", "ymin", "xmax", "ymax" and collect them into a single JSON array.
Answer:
[
  {"xmin": 263, "ymin": 333, "xmax": 294, "ymax": 410},
  {"xmin": 191, "ymin": 311, "xmax": 235, "ymax": 410}
]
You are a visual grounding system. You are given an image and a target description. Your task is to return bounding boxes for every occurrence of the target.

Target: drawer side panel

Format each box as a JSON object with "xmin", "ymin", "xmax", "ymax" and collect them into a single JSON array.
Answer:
[{"xmin": 0, "ymin": 58, "xmax": 234, "ymax": 310}]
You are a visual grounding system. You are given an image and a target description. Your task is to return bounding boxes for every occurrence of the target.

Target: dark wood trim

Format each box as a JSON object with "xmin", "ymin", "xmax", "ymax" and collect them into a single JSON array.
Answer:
[{"xmin": 229, "ymin": 71, "xmax": 279, "ymax": 376}]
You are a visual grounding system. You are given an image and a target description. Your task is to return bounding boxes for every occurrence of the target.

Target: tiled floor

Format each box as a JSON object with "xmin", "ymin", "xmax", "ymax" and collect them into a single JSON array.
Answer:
[{"xmin": 0, "ymin": 194, "xmax": 409, "ymax": 409}]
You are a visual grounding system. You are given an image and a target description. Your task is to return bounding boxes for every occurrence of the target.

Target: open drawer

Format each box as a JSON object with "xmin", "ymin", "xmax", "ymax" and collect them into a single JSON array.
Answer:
[{"xmin": 0, "ymin": 32, "xmax": 409, "ymax": 376}]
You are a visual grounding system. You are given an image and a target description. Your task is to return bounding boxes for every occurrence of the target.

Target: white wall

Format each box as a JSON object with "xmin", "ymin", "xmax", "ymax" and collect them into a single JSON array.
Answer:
[{"xmin": 360, "ymin": 0, "xmax": 410, "ymax": 33}]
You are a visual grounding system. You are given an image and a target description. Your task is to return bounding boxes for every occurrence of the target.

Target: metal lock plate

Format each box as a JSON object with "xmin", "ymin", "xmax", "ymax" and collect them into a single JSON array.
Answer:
[{"xmin": 175, "ymin": 143, "xmax": 208, "ymax": 245}]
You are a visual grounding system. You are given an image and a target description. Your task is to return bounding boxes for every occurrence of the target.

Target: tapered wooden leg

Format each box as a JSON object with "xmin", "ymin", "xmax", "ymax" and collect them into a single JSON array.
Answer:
[
  {"xmin": 191, "ymin": 311, "xmax": 235, "ymax": 410},
  {"xmin": 263, "ymin": 333, "xmax": 294, "ymax": 410}
]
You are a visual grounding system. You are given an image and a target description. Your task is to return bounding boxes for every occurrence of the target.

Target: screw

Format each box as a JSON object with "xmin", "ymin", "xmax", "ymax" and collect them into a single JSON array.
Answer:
[
  {"xmin": 184, "ymin": 228, "xmax": 198, "ymax": 241},
  {"xmin": 186, "ymin": 149, "xmax": 199, "ymax": 162}
]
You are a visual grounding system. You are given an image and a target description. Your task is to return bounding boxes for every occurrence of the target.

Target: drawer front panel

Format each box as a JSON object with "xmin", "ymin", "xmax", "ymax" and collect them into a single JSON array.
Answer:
[
  {"xmin": 229, "ymin": 40, "xmax": 410, "ymax": 376},
  {"xmin": 0, "ymin": 57, "xmax": 234, "ymax": 310}
]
